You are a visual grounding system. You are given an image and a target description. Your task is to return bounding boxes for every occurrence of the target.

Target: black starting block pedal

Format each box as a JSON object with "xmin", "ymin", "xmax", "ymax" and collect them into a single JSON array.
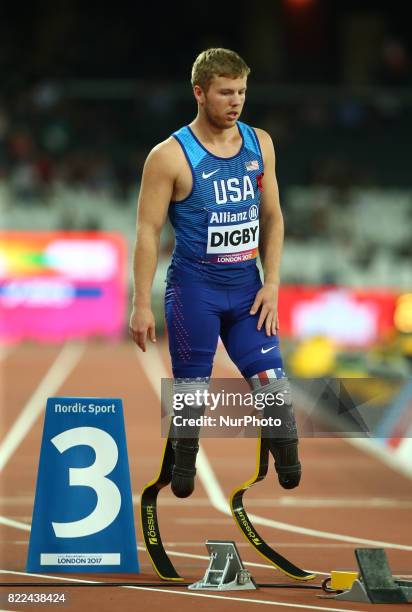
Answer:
[
  {"xmin": 188, "ymin": 540, "xmax": 257, "ymax": 591},
  {"xmin": 334, "ymin": 548, "xmax": 412, "ymax": 604}
]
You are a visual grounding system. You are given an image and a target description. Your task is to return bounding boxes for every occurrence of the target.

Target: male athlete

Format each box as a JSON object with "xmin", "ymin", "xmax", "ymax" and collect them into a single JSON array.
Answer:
[{"xmin": 130, "ymin": 48, "xmax": 301, "ymax": 498}]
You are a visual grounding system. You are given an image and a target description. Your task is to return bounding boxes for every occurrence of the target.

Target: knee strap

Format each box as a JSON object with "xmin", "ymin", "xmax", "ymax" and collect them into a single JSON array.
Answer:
[
  {"xmin": 171, "ymin": 377, "xmax": 209, "ymax": 439},
  {"xmin": 171, "ymin": 439, "xmax": 199, "ymax": 477},
  {"xmin": 251, "ymin": 376, "xmax": 297, "ymax": 439}
]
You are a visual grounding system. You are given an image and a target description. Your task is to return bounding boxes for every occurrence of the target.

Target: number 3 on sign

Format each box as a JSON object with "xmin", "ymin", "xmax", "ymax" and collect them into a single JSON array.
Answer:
[{"xmin": 51, "ymin": 427, "xmax": 121, "ymax": 538}]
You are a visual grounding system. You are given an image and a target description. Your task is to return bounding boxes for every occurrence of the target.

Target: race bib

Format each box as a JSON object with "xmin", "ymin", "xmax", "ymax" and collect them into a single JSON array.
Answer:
[{"xmin": 206, "ymin": 204, "xmax": 259, "ymax": 264}]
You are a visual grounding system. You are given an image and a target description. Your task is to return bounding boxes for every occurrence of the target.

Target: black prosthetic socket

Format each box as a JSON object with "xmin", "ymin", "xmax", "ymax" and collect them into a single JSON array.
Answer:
[
  {"xmin": 171, "ymin": 438, "xmax": 199, "ymax": 498},
  {"xmin": 257, "ymin": 377, "xmax": 302, "ymax": 490},
  {"xmin": 170, "ymin": 381, "xmax": 207, "ymax": 498},
  {"xmin": 267, "ymin": 437, "xmax": 301, "ymax": 489}
]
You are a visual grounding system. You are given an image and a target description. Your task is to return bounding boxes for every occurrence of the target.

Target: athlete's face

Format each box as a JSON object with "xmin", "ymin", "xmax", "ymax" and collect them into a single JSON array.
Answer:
[{"xmin": 196, "ymin": 75, "xmax": 247, "ymax": 129}]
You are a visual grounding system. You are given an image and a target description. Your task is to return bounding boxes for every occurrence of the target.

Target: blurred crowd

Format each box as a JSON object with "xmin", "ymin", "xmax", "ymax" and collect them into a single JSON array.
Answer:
[
  {"xmin": 0, "ymin": 89, "xmax": 146, "ymax": 203},
  {"xmin": 1, "ymin": 34, "xmax": 412, "ymax": 205},
  {"xmin": 1, "ymin": 22, "xmax": 411, "ymax": 292}
]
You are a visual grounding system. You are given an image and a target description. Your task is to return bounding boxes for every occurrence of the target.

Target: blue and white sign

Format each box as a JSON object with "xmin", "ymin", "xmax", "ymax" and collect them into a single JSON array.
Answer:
[{"xmin": 27, "ymin": 397, "xmax": 139, "ymax": 573}]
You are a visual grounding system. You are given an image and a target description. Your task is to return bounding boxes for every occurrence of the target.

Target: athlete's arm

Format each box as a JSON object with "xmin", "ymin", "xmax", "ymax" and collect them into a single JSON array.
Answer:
[
  {"xmin": 249, "ymin": 129, "xmax": 284, "ymax": 336},
  {"xmin": 130, "ymin": 141, "xmax": 177, "ymax": 352}
]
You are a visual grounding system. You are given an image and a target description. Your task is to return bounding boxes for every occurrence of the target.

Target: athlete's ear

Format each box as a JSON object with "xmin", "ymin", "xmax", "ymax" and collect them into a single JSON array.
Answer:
[{"xmin": 193, "ymin": 84, "xmax": 205, "ymax": 104}]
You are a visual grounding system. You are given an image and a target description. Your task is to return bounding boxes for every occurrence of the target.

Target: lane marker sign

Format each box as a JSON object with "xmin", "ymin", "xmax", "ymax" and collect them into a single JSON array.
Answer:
[{"xmin": 27, "ymin": 397, "xmax": 139, "ymax": 573}]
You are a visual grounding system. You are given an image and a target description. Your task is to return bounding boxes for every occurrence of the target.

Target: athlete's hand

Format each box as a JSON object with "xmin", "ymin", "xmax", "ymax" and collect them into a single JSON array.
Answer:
[
  {"xmin": 129, "ymin": 306, "xmax": 156, "ymax": 352},
  {"xmin": 250, "ymin": 283, "xmax": 279, "ymax": 336}
]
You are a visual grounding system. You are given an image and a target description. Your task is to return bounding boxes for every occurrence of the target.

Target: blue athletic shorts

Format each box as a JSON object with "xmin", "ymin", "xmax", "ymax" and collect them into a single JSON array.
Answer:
[{"xmin": 165, "ymin": 280, "xmax": 284, "ymax": 379}]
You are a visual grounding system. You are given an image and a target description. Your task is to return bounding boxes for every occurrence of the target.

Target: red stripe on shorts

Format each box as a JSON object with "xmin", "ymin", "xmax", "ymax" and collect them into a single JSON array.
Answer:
[{"xmin": 257, "ymin": 371, "xmax": 269, "ymax": 385}]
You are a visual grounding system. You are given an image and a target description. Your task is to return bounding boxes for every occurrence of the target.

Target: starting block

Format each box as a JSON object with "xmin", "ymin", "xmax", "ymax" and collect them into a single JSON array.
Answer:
[
  {"xmin": 332, "ymin": 549, "xmax": 412, "ymax": 604},
  {"xmin": 189, "ymin": 541, "xmax": 256, "ymax": 591}
]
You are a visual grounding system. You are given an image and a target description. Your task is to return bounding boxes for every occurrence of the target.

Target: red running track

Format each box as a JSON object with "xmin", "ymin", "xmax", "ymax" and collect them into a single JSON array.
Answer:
[{"xmin": 0, "ymin": 340, "xmax": 411, "ymax": 612}]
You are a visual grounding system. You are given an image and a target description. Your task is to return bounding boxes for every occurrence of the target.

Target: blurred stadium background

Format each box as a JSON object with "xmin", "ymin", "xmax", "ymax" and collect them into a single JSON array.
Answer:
[{"xmin": 1, "ymin": 1, "xmax": 411, "ymax": 390}]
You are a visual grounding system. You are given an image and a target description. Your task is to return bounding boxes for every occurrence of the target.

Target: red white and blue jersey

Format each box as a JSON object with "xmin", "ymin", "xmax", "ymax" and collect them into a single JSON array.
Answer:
[{"xmin": 167, "ymin": 121, "xmax": 264, "ymax": 287}]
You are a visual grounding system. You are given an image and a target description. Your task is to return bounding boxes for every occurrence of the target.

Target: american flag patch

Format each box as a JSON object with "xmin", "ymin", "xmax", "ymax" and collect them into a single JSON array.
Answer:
[
  {"xmin": 245, "ymin": 160, "xmax": 259, "ymax": 171},
  {"xmin": 248, "ymin": 368, "xmax": 284, "ymax": 390}
]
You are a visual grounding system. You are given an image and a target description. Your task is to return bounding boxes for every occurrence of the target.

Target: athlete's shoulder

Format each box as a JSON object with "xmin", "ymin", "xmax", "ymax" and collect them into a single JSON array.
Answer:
[
  {"xmin": 144, "ymin": 136, "xmax": 184, "ymax": 176},
  {"xmin": 252, "ymin": 127, "xmax": 274, "ymax": 148},
  {"xmin": 251, "ymin": 127, "xmax": 276, "ymax": 162},
  {"xmin": 147, "ymin": 136, "xmax": 183, "ymax": 162}
]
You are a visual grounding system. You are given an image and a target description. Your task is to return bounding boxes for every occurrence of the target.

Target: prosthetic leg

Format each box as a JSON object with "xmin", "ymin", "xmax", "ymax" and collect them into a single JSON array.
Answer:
[
  {"xmin": 230, "ymin": 374, "xmax": 314, "ymax": 581},
  {"xmin": 141, "ymin": 374, "xmax": 314, "ymax": 581},
  {"xmin": 140, "ymin": 378, "xmax": 208, "ymax": 579},
  {"xmin": 140, "ymin": 431, "xmax": 183, "ymax": 580}
]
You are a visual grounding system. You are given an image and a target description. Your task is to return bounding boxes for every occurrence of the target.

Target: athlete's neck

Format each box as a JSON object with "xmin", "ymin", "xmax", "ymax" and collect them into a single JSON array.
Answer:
[{"xmin": 190, "ymin": 116, "xmax": 240, "ymax": 147}]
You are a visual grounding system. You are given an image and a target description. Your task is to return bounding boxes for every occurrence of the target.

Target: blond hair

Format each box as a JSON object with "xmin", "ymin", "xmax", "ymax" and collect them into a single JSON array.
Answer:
[{"xmin": 191, "ymin": 48, "xmax": 250, "ymax": 92}]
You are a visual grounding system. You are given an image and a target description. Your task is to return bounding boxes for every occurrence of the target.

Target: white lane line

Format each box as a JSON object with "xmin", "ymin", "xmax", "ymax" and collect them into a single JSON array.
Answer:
[
  {"xmin": 0, "ymin": 345, "xmax": 14, "ymax": 361},
  {"xmin": 197, "ymin": 444, "xmax": 412, "ymax": 551},
  {"xmin": 0, "ymin": 516, "xmax": 30, "ymax": 532},
  {"xmin": 7, "ymin": 539, "xmax": 412, "ymax": 566},
  {"xmin": 243, "ymin": 511, "xmax": 412, "ymax": 551},
  {"xmin": 0, "ymin": 519, "xmax": 330, "ymax": 576},
  {"xmin": 0, "ymin": 540, "xmax": 370, "ymax": 550},
  {"xmin": 1, "ymin": 516, "xmax": 410, "ymax": 578},
  {"xmin": 0, "ymin": 569, "xmax": 98, "ymax": 584},
  {"xmin": 136, "ymin": 346, "xmax": 412, "ymax": 553},
  {"xmin": 269, "ymin": 497, "xmax": 412, "ymax": 508},
  {"xmin": 0, "ymin": 497, "xmax": 35, "ymax": 506},
  {"xmin": 0, "ymin": 570, "xmax": 367, "ymax": 612},
  {"xmin": 221, "ymin": 497, "xmax": 412, "ymax": 509},
  {"xmin": 142, "ymin": 541, "xmax": 360, "ymax": 550},
  {"xmin": 0, "ymin": 343, "xmax": 85, "ymax": 472},
  {"xmin": 3, "ymin": 494, "xmax": 412, "ymax": 509},
  {"xmin": 136, "ymin": 545, "xmax": 333, "ymax": 575},
  {"xmin": 164, "ymin": 537, "xmax": 373, "ymax": 550},
  {"xmin": 347, "ymin": 437, "xmax": 412, "ymax": 481}
]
